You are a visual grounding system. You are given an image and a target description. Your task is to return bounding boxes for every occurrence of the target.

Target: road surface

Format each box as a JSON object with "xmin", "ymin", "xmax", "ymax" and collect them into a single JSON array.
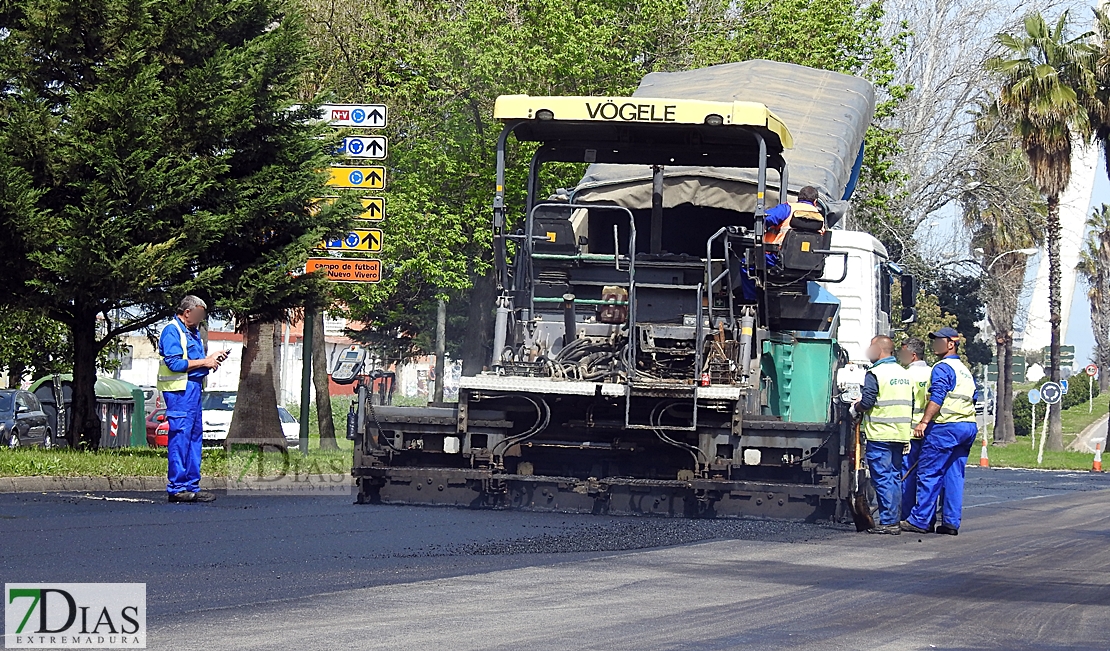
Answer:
[{"xmin": 1, "ymin": 467, "xmax": 1108, "ymax": 650}]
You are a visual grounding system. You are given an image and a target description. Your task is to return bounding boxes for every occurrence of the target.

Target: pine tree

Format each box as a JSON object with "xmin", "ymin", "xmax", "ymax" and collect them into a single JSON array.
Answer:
[{"xmin": 0, "ymin": 0, "xmax": 355, "ymax": 448}]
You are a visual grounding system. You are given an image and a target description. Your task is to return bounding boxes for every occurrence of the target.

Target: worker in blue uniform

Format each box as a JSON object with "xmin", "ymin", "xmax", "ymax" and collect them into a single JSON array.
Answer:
[
  {"xmin": 900, "ymin": 327, "xmax": 979, "ymax": 535},
  {"xmin": 898, "ymin": 337, "xmax": 932, "ymax": 523},
  {"xmin": 158, "ymin": 295, "xmax": 226, "ymax": 503},
  {"xmin": 739, "ymin": 185, "xmax": 823, "ymax": 300},
  {"xmin": 851, "ymin": 335, "xmax": 913, "ymax": 535}
]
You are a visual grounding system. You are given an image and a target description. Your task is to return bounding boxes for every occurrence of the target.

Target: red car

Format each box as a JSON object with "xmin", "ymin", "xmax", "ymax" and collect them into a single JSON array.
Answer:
[{"xmin": 146, "ymin": 409, "xmax": 167, "ymax": 447}]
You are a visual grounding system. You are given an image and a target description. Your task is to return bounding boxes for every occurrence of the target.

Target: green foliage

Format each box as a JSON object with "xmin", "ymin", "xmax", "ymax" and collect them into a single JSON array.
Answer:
[
  {"xmin": 0, "ymin": 0, "xmax": 360, "ymax": 444},
  {"xmin": 1013, "ymin": 390, "xmax": 1033, "ymax": 438},
  {"xmin": 302, "ymin": 0, "xmax": 908, "ymax": 358}
]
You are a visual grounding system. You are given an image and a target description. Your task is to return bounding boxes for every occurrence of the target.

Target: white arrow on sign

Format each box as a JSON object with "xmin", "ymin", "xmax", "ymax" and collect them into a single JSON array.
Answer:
[
  {"xmin": 1040, "ymin": 381, "xmax": 1062, "ymax": 405},
  {"xmin": 340, "ymin": 136, "xmax": 387, "ymax": 159},
  {"xmin": 321, "ymin": 104, "xmax": 387, "ymax": 128}
]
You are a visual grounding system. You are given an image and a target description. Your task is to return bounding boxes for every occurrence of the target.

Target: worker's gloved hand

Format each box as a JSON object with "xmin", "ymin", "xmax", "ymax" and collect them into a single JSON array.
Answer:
[{"xmin": 848, "ymin": 402, "xmax": 859, "ymax": 420}]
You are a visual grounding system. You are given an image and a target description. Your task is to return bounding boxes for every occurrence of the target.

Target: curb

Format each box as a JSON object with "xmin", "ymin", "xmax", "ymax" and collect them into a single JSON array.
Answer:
[{"xmin": 0, "ymin": 476, "xmax": 223, "ymax": 493}]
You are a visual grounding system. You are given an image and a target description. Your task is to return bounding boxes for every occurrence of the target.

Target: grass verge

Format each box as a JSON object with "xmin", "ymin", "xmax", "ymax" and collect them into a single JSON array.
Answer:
[{"xmin": 0, "ymin": 443, "xmax": 352, "ymax": 478}]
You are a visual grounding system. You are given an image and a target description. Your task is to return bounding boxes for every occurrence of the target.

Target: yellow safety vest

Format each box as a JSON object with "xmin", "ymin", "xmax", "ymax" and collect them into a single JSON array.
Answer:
[
  {"xmin": 907, "ymin": 362, "xmax": 932, "ymax": 423},
  {"xmin": 933, "ymin": 357, "xmax": 977, "ymax": 423},
  {"xmin": 157, "ymin": 319, "xmax": 191, "ymax": 393},
  {"xmin": 863, "ymin": 361, "xmax": 913, "ymax": 442}
]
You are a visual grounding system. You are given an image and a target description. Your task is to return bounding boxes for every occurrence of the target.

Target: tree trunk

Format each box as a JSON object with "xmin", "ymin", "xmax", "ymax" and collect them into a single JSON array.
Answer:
[
  {"xmin": 461, "ymin": 268, "xmax": 496, "ymax": 376},
  {"xmin": 1046, "ymin": 194, "xmax": 1063, "ymax": 451},
  {"xmin": 7, "ymin": 361, "xmax": 24, "ymax": 389},
  {"xmin": 68, "ymin": 310, "xmax": 102, "ymax": 449},
  {"xmin": 313, "ymin": 311, "xmax": 337, "ymax": 450},
  {"xmin": 273, "ymin": 320, "xmax": 284, "ymax": 402},
  {"xmin": 226, "ymin": 319, "xmax": 287, "ymax": 449},
  {"xmin": 994, "ymin": 334, "xmax": 1016, "ymax": 444}
]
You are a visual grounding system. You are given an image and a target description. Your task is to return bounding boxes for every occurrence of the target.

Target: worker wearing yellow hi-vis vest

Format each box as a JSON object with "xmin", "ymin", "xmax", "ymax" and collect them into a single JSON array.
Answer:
[
  {"xmin": 851, "ymin": 335, "xmax": 913, "ymax": 535},
  {"xmin": 158, "ymin": 296, "xmax": 226, "ymax": 503},
  {"xmin": 901, "ymin": 327, "xmax": 980, "ymax": 536},
  {"xmin": 898, "ymin": 337, "xmax": 931, "ymax": 521}
]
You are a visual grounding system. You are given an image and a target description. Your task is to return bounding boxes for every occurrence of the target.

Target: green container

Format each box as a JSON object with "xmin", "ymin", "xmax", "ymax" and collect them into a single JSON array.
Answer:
[{"xmin": 760, "ymin": 336, "xmax": 836, "ymax": 423}]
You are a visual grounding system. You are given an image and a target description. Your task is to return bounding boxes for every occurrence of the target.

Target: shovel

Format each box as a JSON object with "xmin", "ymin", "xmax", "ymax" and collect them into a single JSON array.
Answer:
[{"xmin": 851, "ymin": 420, "xmax": 875, "ymax": 532}]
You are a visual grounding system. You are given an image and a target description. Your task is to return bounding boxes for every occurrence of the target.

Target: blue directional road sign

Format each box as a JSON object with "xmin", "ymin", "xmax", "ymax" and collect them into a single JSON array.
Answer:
[
  {"xmin": 1061, "ymin": 379, "xmax": 1069, "ymax": 394},
  {"xmin": 1028, "ymin": 388, "xmax": 1041, "ymax": 405},
  {"xmin": 339, "ymin": 136, "xmax": 387, "ymax": 160},
  {"xmin": 1040, "ymin": 381, "xmax": 1062, "ymax": 405}
]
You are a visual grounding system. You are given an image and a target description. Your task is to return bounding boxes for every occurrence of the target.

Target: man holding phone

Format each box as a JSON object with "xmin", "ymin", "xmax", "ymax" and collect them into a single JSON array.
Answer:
[{"xmin": 157, "ymin": 295, "xmax": 229, "ymax": 503}]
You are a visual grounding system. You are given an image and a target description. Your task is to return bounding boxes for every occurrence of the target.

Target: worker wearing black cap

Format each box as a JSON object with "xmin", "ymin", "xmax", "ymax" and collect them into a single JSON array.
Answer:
[{"xmin": 900, "ymin": 327, "xmax": 979, "ymax": 536}]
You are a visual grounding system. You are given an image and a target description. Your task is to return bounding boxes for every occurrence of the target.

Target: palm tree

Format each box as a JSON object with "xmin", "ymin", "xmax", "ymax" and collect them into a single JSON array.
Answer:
[
  {"xmin": 960, "ymin": 103, "xmax": 1045, "ymax": 444},
  {"xmin": 989, "ymin": 12, "xmax": 1096, "ymax": 452},
  {"xmin": 1077, "ymin": 204, "xmax": 1110, "ymax": 392}
]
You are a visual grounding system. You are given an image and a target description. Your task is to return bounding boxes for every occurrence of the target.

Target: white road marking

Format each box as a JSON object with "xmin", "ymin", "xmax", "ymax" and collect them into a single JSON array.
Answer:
[
  {"xmin": 965, "ymin": 494, "xmax": 1053, "ymax": 509},
  {"xmin": 63, "ymin": 493, "xmax": 159, "ymax": 504}
]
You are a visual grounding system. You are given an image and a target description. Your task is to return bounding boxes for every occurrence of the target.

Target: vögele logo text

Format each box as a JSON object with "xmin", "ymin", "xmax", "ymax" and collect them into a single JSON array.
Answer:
[{"xmin": 5, "ymin": 583, "xmax": 145, "ymax": 648}]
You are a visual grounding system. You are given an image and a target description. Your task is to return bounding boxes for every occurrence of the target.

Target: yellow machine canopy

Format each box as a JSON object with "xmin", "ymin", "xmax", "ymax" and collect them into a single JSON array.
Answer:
[{"xmin": 494, "ymin": 95, "xmax": 793, "ymax": 172}]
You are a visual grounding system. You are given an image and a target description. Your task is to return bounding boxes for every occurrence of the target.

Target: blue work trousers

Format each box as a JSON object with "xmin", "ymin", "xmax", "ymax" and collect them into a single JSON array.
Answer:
[
  {"xmin": 865, "ymin": 440, "xmax": 904, "ymax": 526},
  {"xmin": 901, "ymin": 438, "xmax": 921, "ymax": 520},
  {"xmin": 164, "ymin": 380, "xmax": 203, "ymax": 494},
  {"xmin": 908, "ymin": 422, "xmax": 978, "ymax": 530}
]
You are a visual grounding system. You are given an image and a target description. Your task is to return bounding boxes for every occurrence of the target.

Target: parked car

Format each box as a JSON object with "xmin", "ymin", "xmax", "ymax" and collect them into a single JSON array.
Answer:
[
  {"xmin": 198, "ymin": 391, "xmax": 300, "ymax": 448},
  {"xmin": 140, "ymin": 386, "xmax": 161, "ymax": 416},
  {"xmin": 0, "ymin": 389, "xmax": 52, "ymax": 449},
  {"xmin": 146, "ymin": 408, "xmax": 167, "ymax": 447},
  {"xmin": 152, "ymin": 419, "xmax": 169, "ymax": 447}
]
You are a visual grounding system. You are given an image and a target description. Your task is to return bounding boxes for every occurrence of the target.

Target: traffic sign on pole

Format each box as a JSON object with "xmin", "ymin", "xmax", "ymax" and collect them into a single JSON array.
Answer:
[
  {"xmin": 306, "ymin": 258, "xmax": 381, "ymax": 283},
  {"xmin": 322, "ymin": 228, "xmax": 382, "ymax": 252},
  {"xmin": 320, "ymin": 104, "xmax": 387, "ymax": 128},
  {"xmin": 327, "ymin": 166, "xmax": 385, "ymax": 189},
  {"xmin": 1028, "ymin": 388, "xmax": 1041, "ymax": 404},
  {"xmin": 340, "ymin": 136, "xmax": 387, "ymax": 159},
  {"xmin": 1086, "ymin": 364, "xmax": 1099, "ymax": 377},
  {"xmin": 1040, "ymin": 381, "xmax": 1062, "ymax": 405}
]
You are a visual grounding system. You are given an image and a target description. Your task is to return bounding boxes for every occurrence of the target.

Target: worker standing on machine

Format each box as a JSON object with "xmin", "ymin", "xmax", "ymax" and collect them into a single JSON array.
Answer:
[
  {"xmin": 898, "ymin": 337, "xmax": 931, "ymax": 523},
  {"xmin": 901, "ymin": 327, "xmax": 979, "ymax": 535},
  {"xmin": 851, "ymin": 335, "xmax": 914, "ymax": 535},
  {"xmin": 739, "ymin": 185, "xmax": 824, "ymax": 300}
]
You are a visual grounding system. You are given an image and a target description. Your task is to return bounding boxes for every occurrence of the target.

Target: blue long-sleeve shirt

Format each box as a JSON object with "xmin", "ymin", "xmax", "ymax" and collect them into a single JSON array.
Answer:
[
  {"xmin": 762, "ymin": 200, "xmax": 816, "ymax": 266},
  {"xmin": 858, "ymin": 356, "xmax": 898, "ymax": 411},
  {"xmin": 159, "ymin": 317, "xmax": 209, "ymax": 380},
  {"xmin": 928, "ymin": 354, "xmax": 979, "ymax": 407}
]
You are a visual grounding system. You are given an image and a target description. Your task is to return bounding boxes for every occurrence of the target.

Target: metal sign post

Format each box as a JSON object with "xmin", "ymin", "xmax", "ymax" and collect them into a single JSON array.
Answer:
[
  {"xmin": 1086, "ymin": 364, "xmax": 1098, "ymax": 413},
  {"xmin": 299, "ymin": 103, "xmax": 390, "ymax": 455},
  {"xmin": 1028, "ymin": 388, "xmax": 1041, "ymax": 450},
  {"xmin": 1038, "ymin": 382, "xmax": 1062, "ymax": 465}
]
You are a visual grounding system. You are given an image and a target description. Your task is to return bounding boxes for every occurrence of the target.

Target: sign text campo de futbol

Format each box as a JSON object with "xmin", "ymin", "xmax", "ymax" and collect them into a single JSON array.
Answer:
[{"xmin": 306, "ymin": 258, "xmax": 381, "ymax": 283}]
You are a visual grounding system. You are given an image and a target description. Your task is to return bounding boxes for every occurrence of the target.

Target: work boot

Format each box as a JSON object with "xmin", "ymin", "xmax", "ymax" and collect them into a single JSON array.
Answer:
[
  {"xmin": 191, "ymin": 491, "xmax": 217, "ymax": 503},
  {"xmin": 867, "ymin": 524, "xmax": 901, "ymax": 535},
  {"xmin": 935, "ymin": 524, "xmax": 958, "ymax": 536},
  {"xmin": 899, "ymin": 520, "xmax": 929, "ymax": 534},
  {"xmin": 167, "ymin": 491, "xmax": 196, "ymax": 503}
]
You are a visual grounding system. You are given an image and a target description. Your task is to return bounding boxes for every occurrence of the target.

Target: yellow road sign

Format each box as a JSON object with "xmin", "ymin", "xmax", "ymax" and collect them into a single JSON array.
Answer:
[
  {"xmin": 359, "ymin": 197, "xmax": 384, "ymax": 221},
  {"xmin": 322, "ymin": 228, "xmax": 382, "ymax": 252},
  {"xmin": 309, "ymin": 196, "xmax": 384, "ymax": 221},
  {"xmin": 327, "ymin": 166, "xmax": 385, "ymax": 189}
]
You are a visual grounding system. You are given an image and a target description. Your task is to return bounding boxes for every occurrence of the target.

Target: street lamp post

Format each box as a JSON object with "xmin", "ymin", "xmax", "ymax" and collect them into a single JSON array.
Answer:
[{"xmin": 978, "ymin": 247, "xmax": 1039, "ymax": 273}]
